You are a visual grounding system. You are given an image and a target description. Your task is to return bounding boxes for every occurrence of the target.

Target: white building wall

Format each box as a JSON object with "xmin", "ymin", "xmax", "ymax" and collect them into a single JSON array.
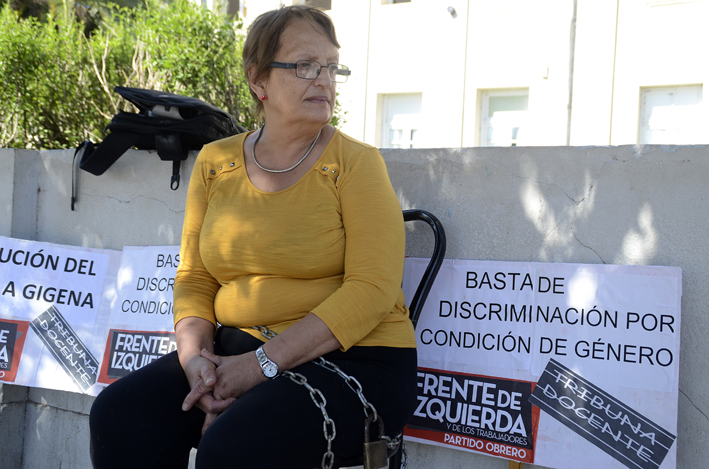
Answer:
[
  {"xmin": 462, "ymin": 0, "xmax": 574, "ymax": 147},
  {"xmin": 237, "ymin": 0, "xmax": 708, "ymax": 148},
  {"xmin": 608, "ymin": 0, "xmax": 709, "ymax": 145},
  {"xmin": 323, "ymin": 0, "xmax": 371, "ymax": 142},
  {"xmin": 567, "ymin": 0, "xmax": 618, "ymax": 145}
]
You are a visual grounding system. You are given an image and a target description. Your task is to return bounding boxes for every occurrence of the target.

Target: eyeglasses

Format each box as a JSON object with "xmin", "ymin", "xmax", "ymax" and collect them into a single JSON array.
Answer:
[{"xmin": 270, "ymin": 60, "xmax": 351, "ymax": 83}]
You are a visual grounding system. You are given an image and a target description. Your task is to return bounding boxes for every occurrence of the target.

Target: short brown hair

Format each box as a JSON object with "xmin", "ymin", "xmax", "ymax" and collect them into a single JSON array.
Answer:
[{"xmin": 243, "ymin": 5, "xmax": 340, "ymax": 116}]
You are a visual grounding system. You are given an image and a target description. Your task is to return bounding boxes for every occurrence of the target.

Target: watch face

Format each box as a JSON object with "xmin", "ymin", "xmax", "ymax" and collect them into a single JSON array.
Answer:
[{"xmin": 263, "ymin": 362, "xmax": 278, "ymax": 378}]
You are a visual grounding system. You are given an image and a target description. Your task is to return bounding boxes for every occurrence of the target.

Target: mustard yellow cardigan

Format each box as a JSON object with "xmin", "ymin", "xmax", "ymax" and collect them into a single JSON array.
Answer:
[{"xmin": 173, "ymin": 130, "xmax": 415, "ymax": 350}]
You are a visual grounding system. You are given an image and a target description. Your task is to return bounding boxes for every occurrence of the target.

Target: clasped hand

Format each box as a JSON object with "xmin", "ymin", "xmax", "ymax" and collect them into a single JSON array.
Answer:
[{"xmin": 182, "ymin": 349, "xmax": 267, "ymax": 434}]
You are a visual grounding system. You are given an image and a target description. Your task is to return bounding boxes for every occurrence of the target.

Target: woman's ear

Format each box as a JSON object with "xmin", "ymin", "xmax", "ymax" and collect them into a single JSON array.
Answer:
[{"xmin": 247, "ymin": 64, "xmax": 267, "ymax": 96}]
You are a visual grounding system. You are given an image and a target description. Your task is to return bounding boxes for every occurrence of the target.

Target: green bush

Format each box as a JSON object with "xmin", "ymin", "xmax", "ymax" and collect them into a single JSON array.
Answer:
[{"xmin": 0, "ymin": 0, "xmax": 258, "ymax": 149}]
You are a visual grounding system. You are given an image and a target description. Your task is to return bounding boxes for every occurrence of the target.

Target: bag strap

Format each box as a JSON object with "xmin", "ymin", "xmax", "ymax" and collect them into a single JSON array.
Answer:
[
  {"xmin": 77, "ymin": 129, "xmax": 189, "ymax": 194},
  {"xmin": 155, "ymin": 132, "xmax": 189, "ymax": 190},
  {"xmin": 72, "ymin": 141, "xmax": 93, "ymax": 211},
  {"xmin": 72, "ymin": 131, "xmax": 140, "ymax": 211},
  {"xmin": 79, "ymin": 131, "xmax": 141, "ymax": 176}
]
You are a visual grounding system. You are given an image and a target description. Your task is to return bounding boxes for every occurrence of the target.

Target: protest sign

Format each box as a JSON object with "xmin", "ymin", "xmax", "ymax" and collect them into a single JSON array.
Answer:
[
  {"xmin": 407, "ymin": 367, "xmax": 539, "ymax": 463},
  {"xmin": 0, "ymin": 237, "xmax": 684, "ymax": 469},
  {"xmin": 98, "ymin": 329, "xmax": 177, "ymax": 384},
  {"xmin": 30, "ymin": 306, "xmax": 101, "ymax": 392},
  {"xmin": 530, "ymin": 359, "xmax": 675, "ymax": 469},
  {"xmin": 108, "ymin": 246, "xmax": 180, "ymax": 331},
  {"xmin": 0, "ymin": 319, "xmax": 29, "ymax": 383},
  {"xmin": 402, "ymin": 258, "xmax": 681, "ymax": 469},
  {"xmin": 0, "ymin": 237, "xmax": 120, "ymax": 395},
  {"xmin": 0, "ymin": 240, "xmax": 180, "ymax": 393},
  {"xmin": 98, "ymin": 246, "xmax": 180, "ymax": 385}
]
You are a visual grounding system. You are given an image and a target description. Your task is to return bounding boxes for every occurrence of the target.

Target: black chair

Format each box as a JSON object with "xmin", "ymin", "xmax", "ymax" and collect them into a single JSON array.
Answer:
[
  {"xmin": 401, "ymin": 209, "xmax": 447, "ymax": 329},
  {"xmin": 333, "ymin": 209, "xmax": 447, "ymax": 469}
]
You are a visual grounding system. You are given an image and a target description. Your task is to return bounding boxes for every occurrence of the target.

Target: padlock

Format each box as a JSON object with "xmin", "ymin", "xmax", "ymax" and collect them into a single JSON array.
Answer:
[{"xmin": 363, "ymin": 414, "xmax": 388, "ymax": 469}]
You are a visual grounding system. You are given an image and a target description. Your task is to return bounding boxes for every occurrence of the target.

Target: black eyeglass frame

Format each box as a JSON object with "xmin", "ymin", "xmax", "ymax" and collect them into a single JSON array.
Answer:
[{"xmin": 270, "ymin": 60, "xmax": 351, "ymax": 83}]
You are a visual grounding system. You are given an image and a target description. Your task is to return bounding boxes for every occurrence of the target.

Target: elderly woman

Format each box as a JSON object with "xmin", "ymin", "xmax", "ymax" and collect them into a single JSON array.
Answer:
[{"xmin": 90, "ymin": 5, "xmax": 417, "ymax": 469}]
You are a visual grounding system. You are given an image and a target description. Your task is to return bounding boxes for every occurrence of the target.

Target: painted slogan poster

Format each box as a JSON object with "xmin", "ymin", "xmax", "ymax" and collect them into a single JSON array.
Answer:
[
  {"xmin": 0, "ymin": 236, "xmax": 682, "ymax": 469},
  {"xmin": 98, "ymin": 246, "xmax": 180, "ymax": 385},
  {"xmin": 0, "ymin": 237, "xmax": 120, "ymax": 395},
  {"xmin": 402, "ymin": 258, "xmax": 681, "ymax": 469},
  {"xmin": 0, "ymin": 239, "xmax": 181, "ymax": 393}
]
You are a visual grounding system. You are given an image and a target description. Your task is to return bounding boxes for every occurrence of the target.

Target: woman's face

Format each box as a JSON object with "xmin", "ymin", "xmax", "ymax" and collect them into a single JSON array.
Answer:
[{"xmin": 259, "ymin": 19, "xmax": 338, "ymax": 127}]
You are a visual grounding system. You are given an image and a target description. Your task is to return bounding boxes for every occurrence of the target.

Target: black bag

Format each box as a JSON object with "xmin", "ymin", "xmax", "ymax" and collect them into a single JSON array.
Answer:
[{"xmin": 75, "ymin": 87, "xmax": 246, "ymax": 206}]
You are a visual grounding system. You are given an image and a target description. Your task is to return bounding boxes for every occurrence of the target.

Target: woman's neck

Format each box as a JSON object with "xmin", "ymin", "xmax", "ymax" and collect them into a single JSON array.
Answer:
[
  {"xmin": 243, "ymin": 124, "xmax": 336, "ymax": 193},
  {"xmin": 255, "ymin": 123, "xmax": 332, "ymax": 166}
]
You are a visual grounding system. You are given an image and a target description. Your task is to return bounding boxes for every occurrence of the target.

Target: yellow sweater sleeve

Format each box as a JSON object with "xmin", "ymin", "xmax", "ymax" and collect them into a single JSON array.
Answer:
[
  {"xmin": 310, "ymin": 144, "xmax": 407, "ymax": 350},
  {"xmin": 173, "ymin": 146, "xmax": 221, "ymax": 329}
]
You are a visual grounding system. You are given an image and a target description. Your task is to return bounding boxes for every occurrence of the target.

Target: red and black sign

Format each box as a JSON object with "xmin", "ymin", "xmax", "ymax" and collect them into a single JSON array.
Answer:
[
  {"xmin": 405, "ymin": 367, "xmax": 539, "ymax": 463},
  {"xmin": 0, "ymin": 319, "xmax": 30, "ymax": 382},
  {"xmin": 98, "ymin": 329, "xmax": 176, "ymax": 384}
]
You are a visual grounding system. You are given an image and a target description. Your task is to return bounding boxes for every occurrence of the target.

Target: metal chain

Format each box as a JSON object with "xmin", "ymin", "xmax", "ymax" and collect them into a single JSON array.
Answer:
[
  {"xmin": 253, "ymin": 326, "xmax": 406, "ymax": 469},
  {"xmin": 313, "ymin": 357, "xmax": 378, "ymax": 421},
  {"xmin": 281, "ymin": 369, "xmax": 336, "ymax": 469},
  {"xmin": 253, "ymin": 325, "xmax": 277, "ymax": 340}
]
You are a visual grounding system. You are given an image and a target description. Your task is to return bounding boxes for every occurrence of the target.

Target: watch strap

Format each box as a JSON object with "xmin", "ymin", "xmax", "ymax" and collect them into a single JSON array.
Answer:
[{"xmin": 255, "ymin": 346, "xmax": 279, "ymax": 378}]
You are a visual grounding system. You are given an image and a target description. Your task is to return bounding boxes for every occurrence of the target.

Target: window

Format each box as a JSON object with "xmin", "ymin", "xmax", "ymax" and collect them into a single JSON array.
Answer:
[
  {"xmin": 479, "ymin": 89, "xmax": 529, "ymax": 147},
  {"xmin": 639, "ymin": 85, "xmax": 703, "ymax": 144},
  {"xmin": 381, "ymin": 94, "xmax": 422, "ymax": 149}
]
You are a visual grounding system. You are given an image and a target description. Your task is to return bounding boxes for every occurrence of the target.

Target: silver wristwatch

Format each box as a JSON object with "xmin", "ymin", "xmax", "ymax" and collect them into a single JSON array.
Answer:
[{"xmin": 255, "ymin": 346, "xmax": 279, "ymax": 379}]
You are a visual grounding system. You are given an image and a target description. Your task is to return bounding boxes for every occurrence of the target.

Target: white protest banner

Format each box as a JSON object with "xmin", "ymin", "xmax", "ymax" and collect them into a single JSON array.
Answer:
[
  {"xmin": 98, "ymin": 246, "xmax": 180, "ymax": 385},
  {"xmin": 107, "ymin": 246, "xmax": 180, "ymax": 330},
  {"xmin": 402, "ymin": 258, "xmax": 681, "ymax": 469},
  {"xmin": 0, "ymin": 237, "xmax": 120, "ymax": 395}
]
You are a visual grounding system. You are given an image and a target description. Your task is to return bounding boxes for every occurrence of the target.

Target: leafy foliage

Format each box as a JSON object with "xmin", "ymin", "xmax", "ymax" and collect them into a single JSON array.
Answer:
[
  {"xmin": 0, "ymin": 0, "xmax": 345, "ymax": 149},
  {"xmin": 1, "ymin": 0, "xmax": 261, "ymax": 149},
  {"xmin": 329, "ymin": 92, "xmax": 347, "ymax": 129}
]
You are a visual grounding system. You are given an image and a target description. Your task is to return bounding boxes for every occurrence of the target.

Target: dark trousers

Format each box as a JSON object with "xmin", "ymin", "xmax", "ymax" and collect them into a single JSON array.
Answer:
[{"xmin": 89, "ymin": 327, "xmax": 417, "ymax": 469}]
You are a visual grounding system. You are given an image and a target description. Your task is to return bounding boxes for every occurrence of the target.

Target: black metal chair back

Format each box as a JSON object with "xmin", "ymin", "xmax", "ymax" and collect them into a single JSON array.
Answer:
[{"xmin": 403, "ymin": 209, "xmax": 447, "ymax": 330}]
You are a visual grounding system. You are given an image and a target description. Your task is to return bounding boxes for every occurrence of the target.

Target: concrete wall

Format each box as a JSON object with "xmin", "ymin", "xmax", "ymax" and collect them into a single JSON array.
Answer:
[{"xmin": 1, "ymin": 144, "xmax": 707, "ymax": 468}]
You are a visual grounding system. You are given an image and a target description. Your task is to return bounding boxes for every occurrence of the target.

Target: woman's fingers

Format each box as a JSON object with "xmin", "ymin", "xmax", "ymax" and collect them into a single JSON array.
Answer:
[
  {"xmin": 198, "ymin": 354, "xmax": 218, "ymax": 386},
  {"xmin": 202, "ymin": 394, "xmax": 236, "ymax": 414},
  {"xmin": 185, "ymin": 384, "xmax": 236, "ymax": 413},
  {"xmin": 201, "ymin": 348, "xmax": 221, "ymax": 367},
  {"xmin": 183, "ymin": 353, "xmax": 239, "ymax": 411},
  {"xmin": 182, "ymin": 378, "xmax": 212, "ymax": 411},
  {"xmin": 187, "ymin": 352, "xmax": 266, "ymax": 407},
  {"xmin": 199, "ymin": 397, "xmax": 235, "ymax": 434},
  {"xmin": 199, "ymin": 396, "xmax": 236, "ymax": 434},
  {"xmin": 202, "ymin": 412, "xmax": 219, "ymax": 435}
]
